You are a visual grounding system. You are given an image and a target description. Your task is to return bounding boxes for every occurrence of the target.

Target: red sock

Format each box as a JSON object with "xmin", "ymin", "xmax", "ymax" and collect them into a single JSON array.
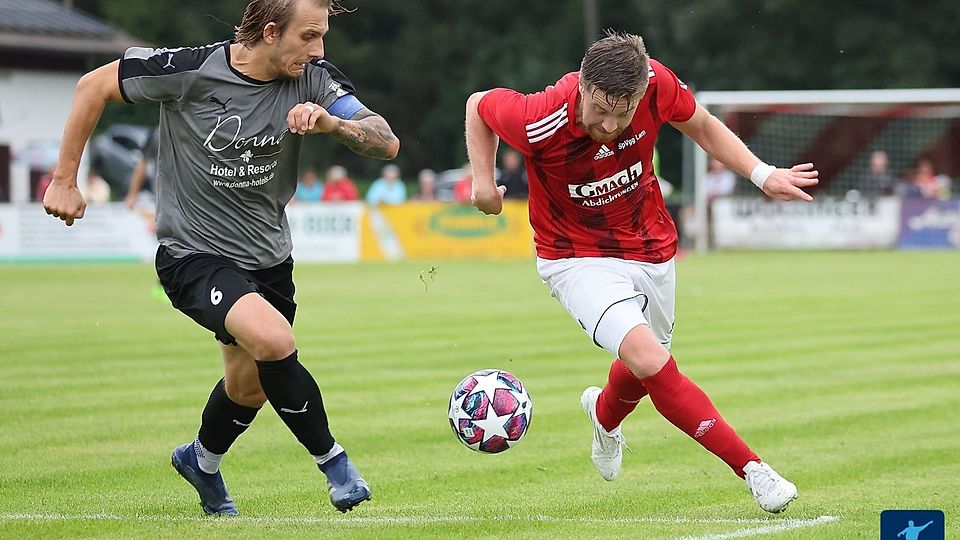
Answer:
[
  {"xmin": 596, "ymin": 358, "xmax": 648, "ymax": 431},
  {"xmin": 641, "ymin": 357, "xmax": 759, "ymax": 477}
]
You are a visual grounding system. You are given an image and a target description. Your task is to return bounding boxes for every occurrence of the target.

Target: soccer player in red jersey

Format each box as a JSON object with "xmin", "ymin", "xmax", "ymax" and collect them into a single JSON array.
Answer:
[{"xmin": 465, "ymin": 31, "xmax": 818, "ymax": 513}]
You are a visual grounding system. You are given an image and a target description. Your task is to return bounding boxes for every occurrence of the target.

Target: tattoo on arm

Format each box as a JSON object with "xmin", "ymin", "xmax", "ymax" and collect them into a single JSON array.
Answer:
[{"xmin": 333, "ymin": 109, "xmax": 398, "ymax": 159}]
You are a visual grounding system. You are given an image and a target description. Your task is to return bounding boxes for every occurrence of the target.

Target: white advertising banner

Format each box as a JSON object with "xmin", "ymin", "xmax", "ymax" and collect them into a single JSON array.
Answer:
[
  {"xmin": 0, "ymin": 203, "xmax": 363, "ymax": 263},
  {"xmin": 287, "ymin": 202, "xmax": 363, "ymax": 263},
  {"xmin": 712, "ymin": 197, "xmax": 901, "ymax": 249},
  {"xmin": 0, "ymin": 203, "xmax": 157, "ymax": 262}
]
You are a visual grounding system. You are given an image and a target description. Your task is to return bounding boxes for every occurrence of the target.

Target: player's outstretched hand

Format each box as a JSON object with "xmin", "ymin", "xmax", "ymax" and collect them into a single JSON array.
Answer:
[
  {"xmin": 762, "ymin": 163, "xmax": 819, "ymax": 201},
  {"xmin": 472, "ymin": 184, "xmax": 507, "ymax": 215},
  {"xmin": 43, "ymin": 182, "xmax": 86, "ymax": 226},
  {"xmin": 287, "ymin": 101, "xmax": 339, "ymax": 135}
]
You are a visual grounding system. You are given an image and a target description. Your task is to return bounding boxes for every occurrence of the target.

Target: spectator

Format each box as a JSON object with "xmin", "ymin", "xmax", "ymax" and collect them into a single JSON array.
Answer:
[
  {"xmin": 851, "ymin": 150, "xmax": 894, "ymax": 199},
  {"xmin": 126, "ymin": 126, "xmax": 160, "ymax": 209},
  {"xmin": 700, "ymin": 157, "xmax": 735, "ymax": 249},
  {"xmin": 897, "ymin": 157, "xmax": 951, "ymax": 200},
  {"xmin": 124, "ymin": 127, "xmax": 163, "ymax": 301},
  {"xmin": 82, "ymin": 171, "xmax": 112, "ymax": 204},
  {"xmin": 36, "ymin": 168, "xmax": 54, "ymax": 202},
  {"xmin": 366, "ymin": 164, "xmax": 406, "ymax": 205},
  {"xmin": 705, "ymin": 157, "xmax": 736, "ymax": 200},
  {"xmin": 453, "ymin": 164, "xmax": 473, "ymax": 203},
  {"xmin": 649, "ymin": 147, "xmax": 674, "ymax": 199},
  {"xmin": 499, "ymin": 150, "xmax": 528, "ymax": 199},
  {"xmin": 321, "ymin": 165, "xmax": 359, "ymax": 201},
  {"xmin": 294, "ymin": 168, "xmax": 323, "ymax": 203},
  {"xmin": 415, "ymin": 168, "xmax": 437, "ymax": 201}
]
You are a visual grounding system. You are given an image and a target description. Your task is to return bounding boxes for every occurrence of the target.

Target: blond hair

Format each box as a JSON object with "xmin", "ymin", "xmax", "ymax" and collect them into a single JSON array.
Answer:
[{"xmin": 234, "ymin": 0, "xmax": 345, "ymax": 47}]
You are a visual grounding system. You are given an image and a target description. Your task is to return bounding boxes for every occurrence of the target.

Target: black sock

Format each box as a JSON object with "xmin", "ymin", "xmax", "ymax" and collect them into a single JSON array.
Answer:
[
  {"xmin": 197, "ymin": 378, "xmax": 261, "ymax": 454},
  {"xmin": 256, "ymin": 351, "xmax": 335, "ymax": 456}
]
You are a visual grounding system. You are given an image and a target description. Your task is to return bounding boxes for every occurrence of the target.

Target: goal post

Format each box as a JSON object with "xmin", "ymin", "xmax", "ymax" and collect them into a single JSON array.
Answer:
[{"xmin": 687, "ymin": 88, "xmax": 960, "ymax": 252}]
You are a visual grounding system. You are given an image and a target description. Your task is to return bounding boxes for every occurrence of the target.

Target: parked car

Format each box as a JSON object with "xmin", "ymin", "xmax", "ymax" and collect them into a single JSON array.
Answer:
[{"xmin": 89, "ymin": 124, "xmax": 154, "ymax": 196}]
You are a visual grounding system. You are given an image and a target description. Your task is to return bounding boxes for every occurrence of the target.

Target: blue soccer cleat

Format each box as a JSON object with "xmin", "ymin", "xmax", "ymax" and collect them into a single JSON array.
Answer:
[
  {"xmin": 320, "ymin": 452, "xmax": 371, "ymax": 512},
  {"xmin": 170, "ymin": 442, "xmax": 238, "ymax": 516}
]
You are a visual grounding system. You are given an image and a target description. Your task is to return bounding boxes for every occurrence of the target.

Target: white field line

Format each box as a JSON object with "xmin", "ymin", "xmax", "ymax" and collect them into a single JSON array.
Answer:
[
  {"xmin": 680, "ymin": 515, "xmax": 840, "ymax": 539},
  {"xmin": 1, "ymin": 513, "xmax": 838, "ymax": 530}
]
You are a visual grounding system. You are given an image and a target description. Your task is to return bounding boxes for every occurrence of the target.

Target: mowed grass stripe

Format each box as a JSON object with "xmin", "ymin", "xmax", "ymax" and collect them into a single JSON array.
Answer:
[{"xmin": 1, "ymin": 252, "xmax": 957, "ymax": 539}]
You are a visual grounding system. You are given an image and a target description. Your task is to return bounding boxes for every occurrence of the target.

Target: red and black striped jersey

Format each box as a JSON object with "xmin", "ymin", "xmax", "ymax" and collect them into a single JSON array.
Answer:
[{"xmin": 478, "ymin": 60, "xmax": 696, "ymax": 262}]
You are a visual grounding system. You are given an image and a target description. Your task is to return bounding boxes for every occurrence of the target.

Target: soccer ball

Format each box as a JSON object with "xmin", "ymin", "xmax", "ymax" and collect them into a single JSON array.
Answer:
[{"xmin": 448, "ymin": 369, "xmax": 532, "ymax": 453}]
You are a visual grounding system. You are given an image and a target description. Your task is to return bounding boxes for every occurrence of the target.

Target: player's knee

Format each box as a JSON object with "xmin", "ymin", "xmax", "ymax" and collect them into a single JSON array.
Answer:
[
  {"xmin": 246, "ymin": 327, "xmax": 296, "ymax": 361},
  {"xmin": 618, "ymin": 328, "xmax": 669, "ymax": 378}
]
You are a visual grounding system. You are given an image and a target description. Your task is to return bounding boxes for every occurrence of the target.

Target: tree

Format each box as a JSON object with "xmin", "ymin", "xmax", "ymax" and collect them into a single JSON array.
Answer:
[{"xmin": 76, "ymin": 0, "xmax": 960, "ymax": 183}]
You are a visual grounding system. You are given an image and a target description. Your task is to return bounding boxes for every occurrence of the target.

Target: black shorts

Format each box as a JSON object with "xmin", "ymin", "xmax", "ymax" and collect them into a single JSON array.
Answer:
[{"xmin": 155, "ymin": 245, "xmax": 297, "ymax": 345}]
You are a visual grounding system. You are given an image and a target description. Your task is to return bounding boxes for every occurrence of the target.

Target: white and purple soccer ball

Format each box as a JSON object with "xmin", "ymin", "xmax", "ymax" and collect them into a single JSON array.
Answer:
[{"xmin": 448, "ymin": 369, "xmax": 532, "ymax": 453}]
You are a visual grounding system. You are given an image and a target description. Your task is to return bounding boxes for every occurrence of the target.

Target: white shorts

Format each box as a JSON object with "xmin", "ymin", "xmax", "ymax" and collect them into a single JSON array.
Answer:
[{"xmin": 537, "ymin": 257, "xmax": 676, "ymax": 356}]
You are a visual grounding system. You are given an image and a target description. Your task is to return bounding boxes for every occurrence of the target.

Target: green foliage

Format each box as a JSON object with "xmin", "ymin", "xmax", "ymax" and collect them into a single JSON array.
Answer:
[
  {"xmin": 1, "ymin": 251, "xmax": 959, "ymax": 537},
  {"xmin": 625, "ymin": 0, "xmax": 960, "ymax": 91},
  {"xmin": 77, "ymin": 0, "xmax": 960, "ymax": 181}
]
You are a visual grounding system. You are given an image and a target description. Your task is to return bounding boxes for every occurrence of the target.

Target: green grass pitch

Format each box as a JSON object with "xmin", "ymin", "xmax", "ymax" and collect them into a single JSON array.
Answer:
[{"xmin": 1, "ymin": 251, "xmax": 957, "ymax": 539}]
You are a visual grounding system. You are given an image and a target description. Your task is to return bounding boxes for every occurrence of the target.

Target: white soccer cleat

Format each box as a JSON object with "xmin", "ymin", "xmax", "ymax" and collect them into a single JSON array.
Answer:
[
  {"xmin": 743, "ymin": 460, "xmax": 798, "ymax": 513},
  {"xmin": 580, "ymin": 386, "xmax": 625, "ymax": 481}
]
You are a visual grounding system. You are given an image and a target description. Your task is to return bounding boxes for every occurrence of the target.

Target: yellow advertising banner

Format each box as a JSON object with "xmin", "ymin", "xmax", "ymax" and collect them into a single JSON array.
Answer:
[{"xmin": 361, "ymin": 201, "xmax": 533, "ymax": 261}]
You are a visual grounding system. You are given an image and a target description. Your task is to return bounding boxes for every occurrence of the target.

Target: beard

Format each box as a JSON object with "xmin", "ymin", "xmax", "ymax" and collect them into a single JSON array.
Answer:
[
  {"xmin": 268, "ymin": 49, "xmax": 304, "ymax": 80},
  {"xmin": 575, "ymin": 107, "xmax": 623, "ymax": 142},
  {"xmin": 278, "ymin": 62, "xmax": 303, "ymax": 80},
  {"xmin": 582, "ymin": 124, "xmax": 622, "ymax": 142}
]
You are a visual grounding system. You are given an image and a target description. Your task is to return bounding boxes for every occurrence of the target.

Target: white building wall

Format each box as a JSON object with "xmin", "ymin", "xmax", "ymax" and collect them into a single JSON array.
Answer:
[{"xmin": 0, "ymin": 68, "xmax": 88, "ymax": 202}]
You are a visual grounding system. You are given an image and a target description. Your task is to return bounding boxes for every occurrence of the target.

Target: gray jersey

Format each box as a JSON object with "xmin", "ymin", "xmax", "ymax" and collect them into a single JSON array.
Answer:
[{"xmin": 119, "ymin": 41, "xmax": 358, "ymax": 269}]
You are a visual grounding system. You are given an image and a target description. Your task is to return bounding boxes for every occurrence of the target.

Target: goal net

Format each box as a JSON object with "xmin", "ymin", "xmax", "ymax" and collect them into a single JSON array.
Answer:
[{"xmin": 686, "ymin": 89, "xmax": 960, "ymax": 251}]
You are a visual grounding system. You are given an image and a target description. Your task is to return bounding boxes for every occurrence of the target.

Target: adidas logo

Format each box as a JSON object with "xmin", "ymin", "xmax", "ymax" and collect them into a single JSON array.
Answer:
[
  {"xmin": 593, "ymin": 144, "xmax": 614, "ymax": 160},
  {"xmin": 694, "ymin": 418, "xmax": 716, "ymax": 439}
]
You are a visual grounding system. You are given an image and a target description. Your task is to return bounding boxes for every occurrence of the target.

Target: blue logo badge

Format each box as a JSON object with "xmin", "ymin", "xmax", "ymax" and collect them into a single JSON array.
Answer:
[{"xmin": 880, "ymin": 510, "xmax": 944, "ymax": 540}]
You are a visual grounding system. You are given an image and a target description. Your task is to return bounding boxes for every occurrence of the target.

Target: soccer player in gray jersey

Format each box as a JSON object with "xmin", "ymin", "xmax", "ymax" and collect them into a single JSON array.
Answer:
[{"xmin": 42, "ymin": 0, "xmax": 399, "ymax": 515}]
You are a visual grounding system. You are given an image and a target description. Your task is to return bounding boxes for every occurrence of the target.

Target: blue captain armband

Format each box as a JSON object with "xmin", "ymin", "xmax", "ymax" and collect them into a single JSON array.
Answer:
[{"xmin": 326, "ymin": 94, "xmax": 365, "ymax": 120}]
